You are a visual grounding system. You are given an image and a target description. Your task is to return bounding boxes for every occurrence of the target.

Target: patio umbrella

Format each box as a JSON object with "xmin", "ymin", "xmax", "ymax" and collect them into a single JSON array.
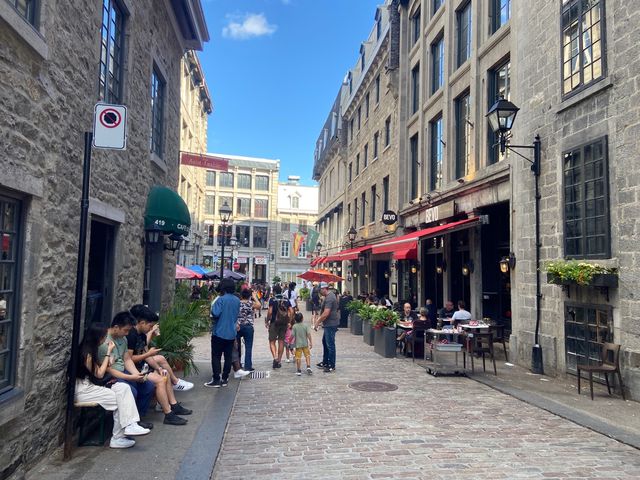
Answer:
[
  {"xmin": 297, "ymin": 269, "xmax": 344, "ymax": 283},
  {"xmin": 187, "ymin": 265, "xmax": 209, "ymax": 276},
  {"xmin": 176, "ymin": 264, "xmax": 202, "ymax": 280},
  {"xmin": 209, "ymin": 269, "xmax": 246, "ymax": 280}
]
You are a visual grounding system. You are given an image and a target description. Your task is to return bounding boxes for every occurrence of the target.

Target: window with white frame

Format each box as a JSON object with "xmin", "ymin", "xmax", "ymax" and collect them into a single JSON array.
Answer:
[{"xmin": 281, "ymin": 240, "xmax": 290, "ymax": 258}]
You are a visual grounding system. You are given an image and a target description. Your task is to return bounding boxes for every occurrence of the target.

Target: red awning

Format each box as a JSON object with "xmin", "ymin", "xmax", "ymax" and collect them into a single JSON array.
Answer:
[
  {"xmin": 337, "ymin": 245, "xmax": 371, "ymax": 261},
  {"xmin": 372, "ymin": 217, "xmax": 480, "ymax": 255},
  {"xmin": 310, "ymin": 257, "xmax": 325, "ymax": 267},
  {"xmin": 322, "ymin": 253, "xmax": 342, "ymax": 263},
  {"xmin": 393, "ymin": 245, "xmax": 418, "ymax": 260}
]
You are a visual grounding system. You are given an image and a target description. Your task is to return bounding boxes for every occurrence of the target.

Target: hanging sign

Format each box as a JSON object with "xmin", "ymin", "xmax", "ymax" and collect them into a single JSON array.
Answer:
[{"xmin": 382, "ymin": 210, "xmax": 398, "ymax": 225}]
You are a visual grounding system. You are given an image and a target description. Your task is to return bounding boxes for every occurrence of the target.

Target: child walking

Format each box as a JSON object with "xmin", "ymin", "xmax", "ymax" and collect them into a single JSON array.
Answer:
[{"xmin": 291, "ymin": 312, "xmax": 313, "ymax": 375}]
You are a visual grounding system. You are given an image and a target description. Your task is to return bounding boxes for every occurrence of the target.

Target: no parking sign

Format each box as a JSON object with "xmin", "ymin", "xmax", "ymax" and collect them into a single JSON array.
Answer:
[{"xmin": 93, "ymin": 103, "xmax": 127, "ymax": 150}]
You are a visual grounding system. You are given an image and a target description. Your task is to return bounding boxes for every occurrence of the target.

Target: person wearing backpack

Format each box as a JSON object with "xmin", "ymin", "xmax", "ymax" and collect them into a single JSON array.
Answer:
[{"xmin": 265, "ymin": 284, "xmax": 293, "ymax": 369}]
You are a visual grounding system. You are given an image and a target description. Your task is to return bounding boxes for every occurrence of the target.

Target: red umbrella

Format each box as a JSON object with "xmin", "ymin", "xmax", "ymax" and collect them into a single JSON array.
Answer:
[
  {"xmin": 176, "ymin": 264, "xmax": 202, "ymax": 280},
  {"xmin": 297, "ymin": 269, "xmax": 344, "ymax": 283}
]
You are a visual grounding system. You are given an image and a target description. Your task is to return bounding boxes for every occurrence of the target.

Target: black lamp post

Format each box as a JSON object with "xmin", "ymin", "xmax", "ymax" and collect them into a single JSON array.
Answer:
[
  {"xmin": 347, "ymin": 226, "xmax": 357, "ymax": 249},
  {"xmin": 218, "ymin": 200, "xmax": 232, "ymax": 281},
  {"xmin": 487, "ymin": 97, "xmax": 543, "ymax": 374},
  {"xmin": 316, "ymin": 241, "xmax": 323, "ymax": 258}
]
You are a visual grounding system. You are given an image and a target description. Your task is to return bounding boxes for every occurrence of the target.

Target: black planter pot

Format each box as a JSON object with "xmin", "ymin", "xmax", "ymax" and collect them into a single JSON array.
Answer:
[
  {"xmin": 362, "ymin": 320, "xmax": 375, "ymax": 346},
  {"xmin": 350, "ymin": 313, "xmax": 363, "ymax": 335},
  {"xmin": 547, "ymin": 272, "xmax": 618, "ymax": 288},
  {"xmin": 305, "ymin": 300, "xmax": 313, "ymax": 312},
  {"xmin": 374, "ymin": 327, "xmax": 396, "ymax": 358}
]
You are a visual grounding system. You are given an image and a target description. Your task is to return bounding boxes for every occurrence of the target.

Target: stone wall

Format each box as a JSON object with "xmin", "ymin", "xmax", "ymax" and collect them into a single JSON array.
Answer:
[{"xmin": 0, "ymin": 1, "xmax": 186, "ymax": 477}]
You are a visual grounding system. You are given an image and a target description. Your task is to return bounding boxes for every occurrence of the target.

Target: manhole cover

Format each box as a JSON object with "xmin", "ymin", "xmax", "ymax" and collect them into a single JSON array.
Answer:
[{"xmin": 348, "ymin": 381, "xmax": 398, "ymax": 392}]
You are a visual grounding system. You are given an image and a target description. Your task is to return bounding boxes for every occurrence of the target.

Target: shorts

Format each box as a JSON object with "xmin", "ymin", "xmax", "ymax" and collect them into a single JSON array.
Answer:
[
  {"xmin": 269, "ymin": 321, "xmax": 288, "ymax": 342},
  {"xmin": 295, "ymin": 347, "xmax": 310, "ymax": 359}
]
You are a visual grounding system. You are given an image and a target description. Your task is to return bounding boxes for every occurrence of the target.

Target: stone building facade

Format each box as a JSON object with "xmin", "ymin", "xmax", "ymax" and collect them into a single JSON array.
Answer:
[
  {"xmin": 275, "ymin": 177, "xmax": 319, "ymax": 285},
  {"xmin": 178, "ymin": 50, "xmax": 212, "ymax": 268},
  {"xmin": 0, "ymin": 0, "xmax": 208, "ymax": 477},
  {"xmin": 511, "ymin": 0, "xmax": 640, "ymax": 397},
  {"xmin": 201, "ymin": 154, "xmax": 280, "ymax": 284}
]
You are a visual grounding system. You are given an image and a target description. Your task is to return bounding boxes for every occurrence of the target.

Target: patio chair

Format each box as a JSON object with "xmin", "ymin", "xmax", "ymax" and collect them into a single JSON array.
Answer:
[
  {"xmin": 490, "ymin": 324, "xmax": 508, "ymax": 362},
  {"xmin": 463, "ymin": 332, "xmax": 497, "ymax": 375},
  {"xmin": 406, "ymin": 319, "xmax": 430, "ymax": 362},
  {"xmin": 577, "ymin": 342, "xmax": 625, "ymax": 401}
]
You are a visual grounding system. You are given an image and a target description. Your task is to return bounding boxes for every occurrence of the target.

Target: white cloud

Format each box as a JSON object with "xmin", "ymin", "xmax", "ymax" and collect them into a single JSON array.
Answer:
[{"xmin": 222, "ymin": 13, "xmax": 277, "ymax": 40}]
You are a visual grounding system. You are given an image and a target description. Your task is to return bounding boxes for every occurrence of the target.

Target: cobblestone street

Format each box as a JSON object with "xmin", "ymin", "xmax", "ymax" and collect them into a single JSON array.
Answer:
[{"xmin": 212, "ymin": 320, "xmax": 640, "ymax": 479}]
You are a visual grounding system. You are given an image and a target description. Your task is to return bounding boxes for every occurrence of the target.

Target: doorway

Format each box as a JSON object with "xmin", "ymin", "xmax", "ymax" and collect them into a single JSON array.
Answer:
[
  {"xmin": 449, "ymin": 230, "xmax": 470, "ymax": 310},
  {"xmin": 85, "ymin": 219, "xmax": 116, "ymax": 328},
  {"xmin": 375, "ymin": 260, "xmax": 389, "ymax": 298}
]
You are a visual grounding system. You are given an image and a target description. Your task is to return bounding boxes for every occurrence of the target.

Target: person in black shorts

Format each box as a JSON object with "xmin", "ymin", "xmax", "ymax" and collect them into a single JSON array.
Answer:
[{"xmin": 266, "ymin": 284, "xmax": 293, "ymax": 369}]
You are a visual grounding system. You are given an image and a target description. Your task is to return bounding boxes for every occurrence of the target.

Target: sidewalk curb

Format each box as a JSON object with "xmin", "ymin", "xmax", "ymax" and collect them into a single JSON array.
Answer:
[
  {"xmin": 175, "ymin": 366, "xmax": 240, "ymax": 480},
  {"xmin": 470, "ymin": 374, "xmax": 640, "ymax": 451}
]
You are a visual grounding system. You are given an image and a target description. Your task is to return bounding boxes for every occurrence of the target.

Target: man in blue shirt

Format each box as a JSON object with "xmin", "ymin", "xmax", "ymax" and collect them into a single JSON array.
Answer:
[{"xmin": 205, "ymin": 278, "xmax": 240, "ymax": 388}]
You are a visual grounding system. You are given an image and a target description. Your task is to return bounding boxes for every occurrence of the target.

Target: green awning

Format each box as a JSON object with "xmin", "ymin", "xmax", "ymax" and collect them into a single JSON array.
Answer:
[{"xmin": 144, "ymin": 185, "xmax": 191, "ymax": 236}]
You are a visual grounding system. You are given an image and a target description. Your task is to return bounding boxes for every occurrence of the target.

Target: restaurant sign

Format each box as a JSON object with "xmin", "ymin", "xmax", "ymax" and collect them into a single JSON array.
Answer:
[
  {"xmin": 180, "ymin": 152, "xmax": 229, "ymax": 171},
  {"xmin": 423, "ymin": 201, "xmax": 455, "ymax": 225},
  {"xmin": 254, "ymin": 255, "xmax": 268, "ymax": 265}
]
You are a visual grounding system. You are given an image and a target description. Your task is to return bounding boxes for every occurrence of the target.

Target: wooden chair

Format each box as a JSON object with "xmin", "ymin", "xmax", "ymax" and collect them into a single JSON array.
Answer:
[
  {"xmin": 577, "ymin": 343, "xmax": 626, "ymax": 400},
  {"xmin": 490, "ymin": 324, "xmax": 508, "ymax": 362},
  {"xmin": 463, "ymin": 333, "xmax": 497, "ymax": 375}
]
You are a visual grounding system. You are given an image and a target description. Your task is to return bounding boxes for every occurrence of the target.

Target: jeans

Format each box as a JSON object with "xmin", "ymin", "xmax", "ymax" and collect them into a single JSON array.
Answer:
[
  {"xmin": 237, "ymin": 324, "xmax": 255, "ymax": 370},
  {"xmin": 211, "ymin": 335, "xmax": 235, "ymax": 382},
  {"xmin": 117, "ymin": 372, "xmax": 155, "ymax": 417},
  {"xmin": 322, "ymin": 326, "xmax": 338, "ymax": 368}
]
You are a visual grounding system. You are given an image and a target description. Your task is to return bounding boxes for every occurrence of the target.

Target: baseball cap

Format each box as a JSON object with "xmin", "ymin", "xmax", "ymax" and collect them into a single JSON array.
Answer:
[{"xmin": 319, "ymin": 282, "xmax": 329, "ymax": 288}]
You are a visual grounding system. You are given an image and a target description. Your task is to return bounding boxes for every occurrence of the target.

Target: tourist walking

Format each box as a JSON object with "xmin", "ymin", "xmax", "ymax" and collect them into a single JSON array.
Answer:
[
  {"xmin": 314, "ymin": 282, "xmax": 340, "ymax": 373},
  {"xmin": 236, "ymin": 288, "xmax": 260, "ymax": 372},
  {"xmin": 266, "ymin": 284, "xmax": 293, "ymax": 369},
  {"xmin": 291, "ymin": 312, "xmax": 313, "ymax": 375}
]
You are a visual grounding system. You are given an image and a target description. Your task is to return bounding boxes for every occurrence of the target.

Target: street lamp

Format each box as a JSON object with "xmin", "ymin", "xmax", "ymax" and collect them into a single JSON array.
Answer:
[
  {"xmin": 218, "ymin": 200, "xmax": 232, "ymax": 280},
  {"xmin": 316, "ymin": 241, "xmax": 323, "ymax": 257},
  {"xmin": 347, "ymin": 226, "xmax": 357, "ymax": 249},
  {"xmin": 487, "ymin": 97, "xmax": 543, "ymax": 374}
]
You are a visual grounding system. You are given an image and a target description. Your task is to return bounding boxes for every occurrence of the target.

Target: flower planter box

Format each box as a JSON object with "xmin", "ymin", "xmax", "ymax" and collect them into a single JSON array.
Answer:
[
  {"xmin": 546, "ymin": 272, "xmax": 618, "ymax": 288},
  {"xmin": 362, "ymin": 320, "xmax": 375, "ymax": 346},
  {"xmin": 350, "ymin": 313, "xmax": 363, "ymax": 336},
  {"xmin": 374, "ymin": 327, "xmax": 396, "ymax": 358}
]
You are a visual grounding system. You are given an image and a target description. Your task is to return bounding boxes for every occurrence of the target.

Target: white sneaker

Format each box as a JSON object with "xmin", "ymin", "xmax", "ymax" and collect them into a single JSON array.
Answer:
[
  {"xmin": 110, "ymin": 437, "xmax": 136, "ymax": 449},
  {"xmin": 285, "ymin": 358, "xmax": 291, "ymax": 363},
  {"xmin": 124, "ymin": 423, "xmax": 151, "ymax": 436},
  {"xmin": 173, "ymin": 379, "xmax": 194, "ymax": 391},
  {"xmin": 233, "ymin": 369, "xmax": 251, "ymax": 379}
]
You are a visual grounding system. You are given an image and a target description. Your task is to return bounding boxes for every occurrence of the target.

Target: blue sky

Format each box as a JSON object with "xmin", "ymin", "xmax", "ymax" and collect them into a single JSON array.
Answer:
[{"xmin": 199, "ymin": 0, "xmax": 382, "ymax": 185}]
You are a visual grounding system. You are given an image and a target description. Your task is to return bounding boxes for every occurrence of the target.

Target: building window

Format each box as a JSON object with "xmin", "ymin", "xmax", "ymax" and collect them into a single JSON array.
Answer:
[
  {"xmin": 217, "ymin": 224, "xmax": 232, "ymax": 246},
  {"xmin": 298, "ymin": 219, "xmax": 308, "ymax": 234},
  {"xmin": 255, "ymin": 175, "xmax": 269, "ymax": 191},
  {"xmin": 370, "ymin": 185, "xmax": 377, "ymax": 223},
  {"xmin": 356, "ymin": 154, "xmax": 360, "ymax": 176},
  {"xmin": 360, "ymin": 192, "xmax": 366, "ymax": 227},
  {"xmin": 431, "ymin": 35, "xmax": 444, "ymax": 94},
  {"xmin": 562, "ymin": 0, "xmax": 604, "ymax": 96},
  {"xmin": 455, "ymin": 92, "xmax": 472, "ymax": 179},
  {"xmin": 9, "ymin": 0, "xmax": 37, "ymax": 25},
  {"xmin": 490, "ymin": 0, "xmax": 511, "ymax": 33},
  {"xmin": 236, "ymin": 198, "xmax": 251, "ymax": 217},
  {"xmin": 411, "ymin": 7, "xmax": 421, "ymax": 46},
  {"xmin": 150, "ymin": 68, "xmax": 165, "ymax": 158},
  {"xmin": 353, "ymin": 199, "xmax": 358, "ymax": 227},
  {"xmin": 99, "ymin": 0, "xmax": 125, "ymax": 103},
  {"xmin": 291, "ymin": 196, "xmax": 299, "ymax": 209},
  {"xmin": 235, "ymin": 225, "xmax": 251, "ymax": 247},
  {"xmin": 375, "ymin": 75, "xmax": 381, "ymax": 103},
  {"xmin": 253, "ymin": 226, "xmax": 268, "ymax": 248},
  {"xmin": 373, "ymin": 132, "xmax": 379, "ymax": 160},
  {"xmin": 411, "ymin": 63, "xmax": 420, "ymax": 114},
  {"xmin": 357, "ymin": 106, "xmax": 361, "ymax": 130},
  {"xmin": 385, "ymin": 116, "xmax": 391, "ymax": 146},
  {"xmin": 433, "ymin": 0, "xmax": 444, "ymax": 14},
  {"xmin": 298, "ymin": 241, "xmax": 307, "ymax": 259},
  {"xmin": 361, "ymin": 46, "xmax": 366, "ymax": 71},
  {"xmin": 237, "ymin": 174, "xmax": 252, "ymax": 190},
  {"xmin": 281, "ymin": 218, "xmax": 290, "ymax": 233},
  {"xmin": 348, "ymin": 163, "xmax": 353, "ymax": 183},
  {"xmin": 281, "ymin": 240, "xmax": 290, "ymax": 258},
  {"xmin": 563, "ymin": 137, "xmax": 610, "ymax": 258},
  {"xmin": 382, "ymin": 176, "xmax": 389, "ymax": 212},
  {"xmin": 457, "ymin": 2, "xmax": 472, "ymax": 68},
  {"xmin": 219, "ymin": 172, "xmax": 234, "ymax": 188},
  {"xmin": 430, "ymin": 115, "xmax": 443, "ymax": 191},
  {"xmin": 488, "ymin": 60, "xmax": 511, "ymax": 165},
  {"xmin": 565, "ymin": 303, "xmax": 612, "ymax": 375},
  {"xmin": 350, "ymin": 119, "xmax": 354, "ymax": 141},
  {"xmin": 376, "ymin": 9, "xmax": 382, "ymax": 40},
  {"xmin": 206, "ymin": 170, "xmax": 216, "ymax": 187},
  {"xmin": 0, "ymin": 194, "xmax": 22, "ymax": 394},
  {"xmin": 410, "ymin": 134, "xmax": 419, "ymax": 200},
  {"xmin": 364, "ymin": 144, "xmax": 369, "ymax": 169},
  {"xmin": 255, "ymin": 199, "xmax": 269, "ymax": 218},
  {"xmin": 206, "ymin": 225, "xmax": 215, "ymax": 245},
  {"xmin": 205, "ymin": 195, "xmax": 215, "ymax": 215}
]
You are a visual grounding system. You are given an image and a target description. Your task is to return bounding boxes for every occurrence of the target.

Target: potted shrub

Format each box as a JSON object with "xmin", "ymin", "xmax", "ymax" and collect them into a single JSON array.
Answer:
[
  {"xmin": 360, "ymin": 305, "xmax": 377, "ymax": 346},
  {"xmin": 347, "ymin": 300, "xmax": 364, "ymax": 335},
  {"xmin": 372, "ymin": 309, "xmax": 399, "ymax": 358},
  {"xmin": 546, "ymin": 260, "xmax": 618, "ymax": 288}
]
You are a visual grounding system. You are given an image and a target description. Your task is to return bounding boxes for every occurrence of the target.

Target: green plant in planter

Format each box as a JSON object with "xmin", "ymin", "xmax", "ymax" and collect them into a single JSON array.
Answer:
[
  {"xmin": 346, "ymin": 299, "xmax": 364, "ymax": 313},
  {"xmin": 358, "ymin": 305, "xmax": 378, "ymax": 324},
  {"xmin": 545, "ymin": 260, "xmax": 617, "ymax": 286},
  {"xmin": 272, "ymin": 275, "xmax": 281, "ymax": 284},
  {"xmin": 299, "ymin": 287, "xmax": 310, "ymax": 300},
  {"xmin": 371, "ymin": 309, "xmax": 399, "ymax": 330}
]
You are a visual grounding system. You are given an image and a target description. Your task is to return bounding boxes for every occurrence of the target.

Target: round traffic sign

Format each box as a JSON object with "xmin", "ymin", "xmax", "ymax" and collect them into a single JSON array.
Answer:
[
  {"xmin": 99, "ymin": 108, "xmax": 122, "ymax": 128},
  {"xmin": 233, "ymin": 262, "xmax": 240, "ymax": 270}
]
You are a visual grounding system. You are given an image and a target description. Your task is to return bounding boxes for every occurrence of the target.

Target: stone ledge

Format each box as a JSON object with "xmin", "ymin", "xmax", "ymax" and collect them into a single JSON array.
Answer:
[
  {"xmin": 0, "ymin": 388, "xmax": 25, "ymax": 427},
  {"xmin": 555, "ymin": 77, "xmax": 613, "ymax": 114},
  {"xmin": 0, "ymin": 2, "xmax": 48, "ymax": 60}
]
